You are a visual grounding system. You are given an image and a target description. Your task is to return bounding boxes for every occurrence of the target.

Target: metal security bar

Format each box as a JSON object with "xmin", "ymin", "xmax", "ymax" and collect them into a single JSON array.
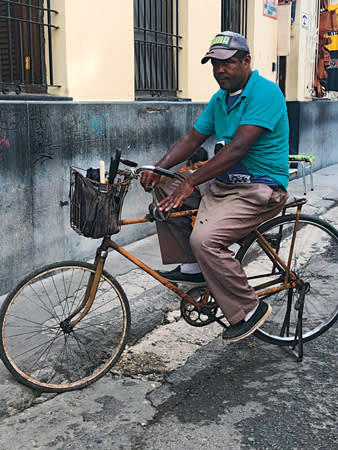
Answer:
[
  {"xmin": 134, "ymin": 0, "xmax": 181, "ymax": 98},
  {"xmin": 221, "ymin": 0, "xmax": 247, "ymax": 36},
  {"xmin": 0, "ymin": 0, "xmax": 59, "ymax": 94}
]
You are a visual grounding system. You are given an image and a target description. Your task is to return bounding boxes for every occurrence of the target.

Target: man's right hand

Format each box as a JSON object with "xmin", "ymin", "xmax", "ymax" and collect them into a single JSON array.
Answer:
[{"xmin": 140, "ymin": 170, "xmax": 161, "ymax": 192}]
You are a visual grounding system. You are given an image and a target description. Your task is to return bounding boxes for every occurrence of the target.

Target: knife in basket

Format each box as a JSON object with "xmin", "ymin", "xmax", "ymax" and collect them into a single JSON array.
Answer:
[{"xmin": 108, "ymin": 149, "xmax": 121, "ymax": 184}]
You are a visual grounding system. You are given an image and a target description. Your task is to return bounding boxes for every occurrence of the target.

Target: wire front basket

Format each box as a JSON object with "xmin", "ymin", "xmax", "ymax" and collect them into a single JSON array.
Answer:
[{"xmin": 70, "ymin": 167, "xmax": 131, "ymax": 239}]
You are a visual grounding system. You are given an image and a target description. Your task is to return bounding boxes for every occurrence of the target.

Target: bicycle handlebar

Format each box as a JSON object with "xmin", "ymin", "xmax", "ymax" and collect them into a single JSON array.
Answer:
[
  {"xmin": 118, "ymin": 156, "xmax": 175, "ymax": 179},
  {"xmin": 137, "ymin": 165, "xmax": 175, "ymax": 178}
]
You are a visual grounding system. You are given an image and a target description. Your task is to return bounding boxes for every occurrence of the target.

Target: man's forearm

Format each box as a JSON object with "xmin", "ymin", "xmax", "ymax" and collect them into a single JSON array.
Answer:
[
  {"xmin": 155, "ymin": 128, "xmax": 208, "ymax": 169},
  {"xmin": 187, "ymin": 145, "xmax": 244, "ymax": 187},
  {"xmin": 187, "ymin": 124, "xmax": 265, "ymax": 187}
]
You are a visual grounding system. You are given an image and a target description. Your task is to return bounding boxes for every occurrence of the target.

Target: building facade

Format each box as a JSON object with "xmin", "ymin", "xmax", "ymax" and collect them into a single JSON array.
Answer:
[{"xmin": 0, "ymin": 0, "xmax": 322, "ymax": 102}]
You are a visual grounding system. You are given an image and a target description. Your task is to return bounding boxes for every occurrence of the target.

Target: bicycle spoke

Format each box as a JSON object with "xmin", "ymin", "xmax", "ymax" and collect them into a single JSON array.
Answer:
[
  {"xmin": 3, "ymin": 327, "xmax": 53, "ymax": 339},
  {"xmin": 72, "ymin": 319, "xmax": 117, "ymax": 332},
  {"xmin": 31, "ymin": 333, "xmax": 63, "ymax": 382},
  {"xmin": 59, "ymin": 335, "xmax": 83, "ymax": 383},
  {"xmin": 29, "ymin": 279, "xmax": 62, "ymax": 323},
  {"xmin": 5, "ymin": 313, "xmax": 53, "ymax": 329},
  {"xmin": 61, "ymin": 268, "xmax": 75, "ymax": 317},
  {"xmin": 60, "ymin": 268, "xmax": 88, "ymax": 319},
  {"xmin": 12, "ymin": 329, "xmax": 61, "ymax": 361},
  {"xmin": 71, "ymin": 330, "xmax": 100, "ymax": 368},
  {"xmin": 72, "ymin": 302, "xmax": 121, "ymax": 326},
  {"xmin": 23, "ymin": 330, "xmax": 63, "ymax": 375},
  {"xmin": 18, "ymin": 288, "xmax": 60, "ymax": 323}
]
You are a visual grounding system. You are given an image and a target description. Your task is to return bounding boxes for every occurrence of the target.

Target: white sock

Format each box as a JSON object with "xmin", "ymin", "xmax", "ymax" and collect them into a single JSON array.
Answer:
[
  {"xmin": 180, "ymin": 263, "xmax": 202, "ymax": 274},
  {"xmin": 244, "ymin": 303, "xmax": 259, "ymax": 322}
]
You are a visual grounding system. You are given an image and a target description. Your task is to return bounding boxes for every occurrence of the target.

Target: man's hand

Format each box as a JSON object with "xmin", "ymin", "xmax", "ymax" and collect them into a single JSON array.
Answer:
[
  {"xmin": 140, "ymin": 128, "xmax": 208, "ymax": 193},
  {"xmin": 158, "ymin": 179, "xmax": 194, "ymax": 211},
  {"xmin": 140, "ymin": 170, "xmax": 161, "ymax": 191}
]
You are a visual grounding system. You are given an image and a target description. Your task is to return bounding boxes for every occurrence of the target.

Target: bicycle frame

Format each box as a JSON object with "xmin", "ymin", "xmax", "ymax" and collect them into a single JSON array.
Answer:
[{"xmin": 71, "ymin": 198, "xmax": 306, "ymax": 331}]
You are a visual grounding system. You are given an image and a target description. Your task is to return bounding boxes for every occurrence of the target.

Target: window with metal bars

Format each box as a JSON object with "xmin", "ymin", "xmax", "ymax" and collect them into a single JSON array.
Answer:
[
  {"xmin": 221, "ymin": 0, "xmax": 248, "ymax": 36},
  {"xmin": 134, "ymin": 0, "xmax": 181, "ymax": 98},
  {"xmin": 0, "ymin": 0, "xmax": 58, "ymax": 95}
]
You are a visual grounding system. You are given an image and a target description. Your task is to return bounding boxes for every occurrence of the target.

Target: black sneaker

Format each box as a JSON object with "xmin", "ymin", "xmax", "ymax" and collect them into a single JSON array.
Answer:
[
  {"xmin": 156, "ymin": 265, "xmax": 205, "ymax": 286},
  {"xmin": 222, "ymin": 301, "xmax": 271, "ymax": 342}
]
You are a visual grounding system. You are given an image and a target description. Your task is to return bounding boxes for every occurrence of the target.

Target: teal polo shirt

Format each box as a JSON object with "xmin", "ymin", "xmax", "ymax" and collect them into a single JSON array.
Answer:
[{"xmin": 193, "ymin": 70, "xmax": 289, "ymax": 190}]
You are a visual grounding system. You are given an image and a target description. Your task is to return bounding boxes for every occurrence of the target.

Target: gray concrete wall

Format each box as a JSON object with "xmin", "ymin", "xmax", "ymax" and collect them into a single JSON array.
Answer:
[
  {"xmin": 287, "ymin": 100, "xmax": 338, "ymax": 169},
  {"xmin": 1, "ymin": 99, "xmax": 338, "ymax": 295},
  {"xmin": 0, "ymin": 101, "xmax": 212, "ymax": 295}
]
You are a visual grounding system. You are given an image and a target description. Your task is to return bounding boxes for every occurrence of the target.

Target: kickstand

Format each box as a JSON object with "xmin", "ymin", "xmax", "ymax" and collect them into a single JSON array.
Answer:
[{"xmin": 292, "ymin": 282, "xmax": 309, "ymax": 362}]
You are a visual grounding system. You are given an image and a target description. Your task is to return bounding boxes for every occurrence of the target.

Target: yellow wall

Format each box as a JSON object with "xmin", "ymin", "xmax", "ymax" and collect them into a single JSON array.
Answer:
[
  {"xmin": 179, "ymin": 0, "xmax": 280, "ymax": 100},
  {"xmin": 50, "ymin": 0, "xmax": 134, "ymax": 101},
  {"xmin": 178, "ymin": 0, "xmax": 221, "ymax": 101},
  {"xmin": 247, "ymin": 0, "xmax": 278, "ymax": 82},
  {"xmin": 47, "ymin": 0, "xmax": 68, "ymax": 97},
  {"xmin": 285, "ymin": 0, "xmax": 319, "ymax": 101}
]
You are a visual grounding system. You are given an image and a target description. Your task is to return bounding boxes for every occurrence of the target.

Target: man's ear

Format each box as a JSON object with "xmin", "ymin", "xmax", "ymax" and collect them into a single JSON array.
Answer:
[{"xmin": 243, "ymin": 54, "xmax": 251, "ymax": 66}]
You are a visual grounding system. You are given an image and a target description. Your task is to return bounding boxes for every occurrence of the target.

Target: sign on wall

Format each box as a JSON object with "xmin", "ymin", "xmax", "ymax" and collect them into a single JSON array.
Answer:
[{"xmin": 263, "ymin": 0, "xmax": 278, "ymax": 19}]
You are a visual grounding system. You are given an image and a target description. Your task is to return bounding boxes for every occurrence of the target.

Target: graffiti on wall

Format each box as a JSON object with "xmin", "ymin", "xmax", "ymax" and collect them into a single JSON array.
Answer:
[
  {"xmin": 0, "ymin": 110, "xmax": 29, "ymax": 162},
  {"xmin": 0, "ymin": 125, "xmax": 10, "ymax": 148},
  {"xmin": 0, "ymin": 107, "xmax": 114, "ymax": 168},
  {"xmin": 89, "ymin": 113, "xmax": 109, "ymax": 136},
  {"xmin": 0, "ymin": 123, "xmax": 10, "ymax": 161}
]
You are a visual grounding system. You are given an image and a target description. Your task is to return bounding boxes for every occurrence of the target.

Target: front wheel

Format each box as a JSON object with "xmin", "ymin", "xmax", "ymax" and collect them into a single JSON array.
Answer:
[
  {"xmin": 0, "ymin": 261, "xmax": 130, "ymax": 392},
  {"xmin": 237, "ymin": 214, "xmax": 338, "ymax": 346}
]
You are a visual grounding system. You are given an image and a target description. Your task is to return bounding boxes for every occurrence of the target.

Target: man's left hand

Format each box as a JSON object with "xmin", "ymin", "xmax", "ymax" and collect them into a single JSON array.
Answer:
[{"xmin": 157, "ymin": 180, "xmax": 194, "ymax": 211}]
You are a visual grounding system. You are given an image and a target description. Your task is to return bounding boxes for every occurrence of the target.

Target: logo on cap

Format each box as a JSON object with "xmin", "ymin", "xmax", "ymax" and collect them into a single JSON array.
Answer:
[{"xmin": 210, "ymin": 35, "xmax": 233, "ymax": 49}]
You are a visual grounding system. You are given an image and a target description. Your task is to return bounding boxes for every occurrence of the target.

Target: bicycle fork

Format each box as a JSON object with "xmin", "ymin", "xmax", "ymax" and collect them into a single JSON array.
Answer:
[{"xmin": 60, "ymin": 246, "xmax": 108, "ymax": 331}]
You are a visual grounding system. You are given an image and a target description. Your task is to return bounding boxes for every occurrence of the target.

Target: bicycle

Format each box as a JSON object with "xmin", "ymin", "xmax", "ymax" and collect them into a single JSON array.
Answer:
[{"xmin": 1, "ymin": 160, "xmax": 338, "ymax": 393}]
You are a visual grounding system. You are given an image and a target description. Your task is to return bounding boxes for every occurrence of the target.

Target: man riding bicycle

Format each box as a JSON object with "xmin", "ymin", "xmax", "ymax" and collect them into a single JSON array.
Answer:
[{"xmin": 141, "ymin": 31, "xmax": 289, "ymax": 342}]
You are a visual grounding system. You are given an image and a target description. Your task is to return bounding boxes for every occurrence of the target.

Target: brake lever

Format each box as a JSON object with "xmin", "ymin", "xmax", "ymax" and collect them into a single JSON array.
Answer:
[{"xmin": 150, "ymin": 189, "xmax": 169, "ymax": 221}]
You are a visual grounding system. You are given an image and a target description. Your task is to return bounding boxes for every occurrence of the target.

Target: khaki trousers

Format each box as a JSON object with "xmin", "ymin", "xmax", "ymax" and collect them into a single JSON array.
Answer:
[{"xmin": 155, "ymin": 175, "xmax": 288, "ymax": 324}]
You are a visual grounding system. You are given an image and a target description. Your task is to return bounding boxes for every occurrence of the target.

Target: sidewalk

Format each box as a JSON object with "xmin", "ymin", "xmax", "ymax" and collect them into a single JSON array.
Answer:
[{"xmin": 287, "ymin": 163, "xmax": 338, "ymax": 216}]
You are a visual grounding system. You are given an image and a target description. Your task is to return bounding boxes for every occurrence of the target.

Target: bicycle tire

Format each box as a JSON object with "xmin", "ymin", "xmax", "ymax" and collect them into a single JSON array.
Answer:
[
  {"xmin": 236, "ymin": 214, "xmax": 338, "ymax": 346},
  {"xmin": 0, "ymin": 261, "xmax": 130, "ymax": 392}
]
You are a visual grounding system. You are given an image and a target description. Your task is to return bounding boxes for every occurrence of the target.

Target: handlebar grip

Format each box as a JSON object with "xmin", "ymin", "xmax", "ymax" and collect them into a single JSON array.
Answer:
[
  {"xmin": 140, "ymin": 165, "xmax": 175, "ymax": 178},
  {"xmin": 146, "ymin": 184, "xmax": 153, "ymax": 192},
  {"xmin": 152, "ymin": 167, "xmax": 175, "ymax": 178}
]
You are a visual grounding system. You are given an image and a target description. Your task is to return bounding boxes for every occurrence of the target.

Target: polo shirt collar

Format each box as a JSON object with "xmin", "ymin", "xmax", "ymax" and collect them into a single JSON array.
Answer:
[
  {"xmin": 216, "ymin": 69, "xmax": 259, "ymax": 100},
  {"xmin": 215, "ymin": 70, "xmax": 259, "ymax": 114},
  {"xmin": 241, "ymin": 69, "xmax": 259, "ymax": 96}
]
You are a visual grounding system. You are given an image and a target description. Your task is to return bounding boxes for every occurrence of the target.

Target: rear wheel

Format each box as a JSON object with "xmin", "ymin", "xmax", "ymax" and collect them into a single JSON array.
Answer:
[
  {"xmin": 237, "ymin": 214, "xmax": 338, "ymax": 345},
  {"xmin": 0, "ymin": 261, "xmax": 130, "ymax": 392}
]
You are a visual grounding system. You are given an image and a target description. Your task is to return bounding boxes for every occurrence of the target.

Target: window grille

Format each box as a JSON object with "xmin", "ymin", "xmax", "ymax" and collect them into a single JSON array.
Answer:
[
  {"xmin": 0, "ymin": 0, "xmax": 59, "ymax": 95},
  {"xmin": 134, "ymin": 0, "xmax": 181, "ymax": 98},
  {"xmin": 221, "ymin": 0, "xmax": 247, "ymax": 36}
]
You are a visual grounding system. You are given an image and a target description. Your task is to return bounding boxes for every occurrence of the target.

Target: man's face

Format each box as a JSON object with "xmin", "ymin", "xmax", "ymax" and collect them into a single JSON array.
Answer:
[{"xmin": 211, "ymin": 54, "xmax": 251, "ymax": 92}]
